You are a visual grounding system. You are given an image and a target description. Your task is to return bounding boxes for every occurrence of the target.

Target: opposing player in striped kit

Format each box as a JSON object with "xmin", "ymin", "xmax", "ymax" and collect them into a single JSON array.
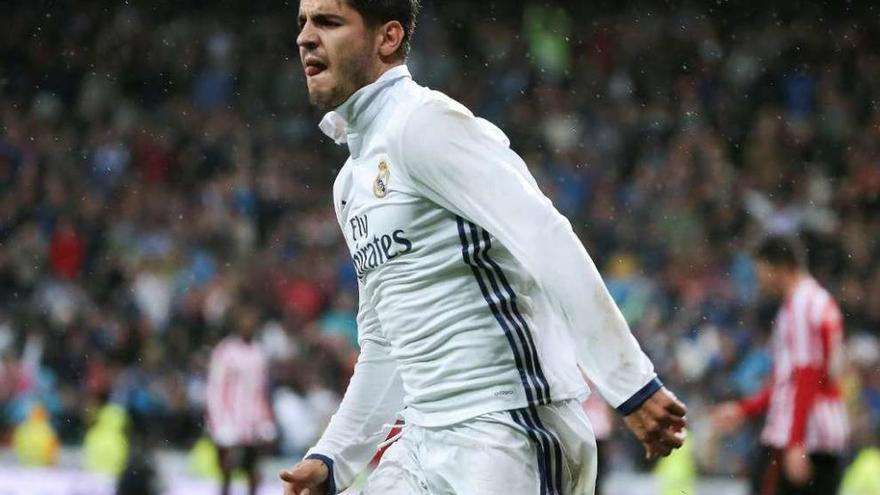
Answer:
[
  {"xmin": 713, "ymin": 236, "xmax": 849, "ymax": 495},
  {"xmin": 281, "ymin": 1, "xmax": 687, "ymax": 494},
  {"xmin": 206, "ymin": 304, "xmax": 277, "ymax": 495}
]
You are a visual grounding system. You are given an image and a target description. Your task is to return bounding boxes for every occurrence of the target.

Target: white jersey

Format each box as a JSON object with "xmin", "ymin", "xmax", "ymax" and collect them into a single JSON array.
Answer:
[{"xmin": 305, "ymin": 66, "xmax": 658, "ymax": 490}]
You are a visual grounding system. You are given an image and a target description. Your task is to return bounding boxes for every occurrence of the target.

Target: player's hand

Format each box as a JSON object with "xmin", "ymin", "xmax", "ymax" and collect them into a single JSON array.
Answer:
[
  {"xmin": 622, "ymin": 387, "xmax": 687, "ymax": 460},
  {"xmin": 710, "ymin": 401, "xmax": 746, "ymax": 435},
  {"xmin": 280, "ymin": 459, "xmax": 329, "ymax": 495},
  {"xmin": 783, "ymin": 445, "xmax": 812, "ymax": 487}
]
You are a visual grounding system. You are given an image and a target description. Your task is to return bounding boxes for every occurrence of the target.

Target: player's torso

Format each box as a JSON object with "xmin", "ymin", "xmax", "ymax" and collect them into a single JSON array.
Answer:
[
  {"xmin": 768, "ymin": 279, "xmax": 839, "ymax": 385},
  {"xmin": 333, "ymin": 147, "xmax": 454, "ymax": 289},
  {"xmin": 763, "ymin": 280, "xmax": 848, "ymax": 451},
  {"xmin": 219, "ymin": 339, "xmax": 266, "ymax": 384},
  {"xmin": 331, "ymin": 123, "xmax": 558, "ymax": 424}
]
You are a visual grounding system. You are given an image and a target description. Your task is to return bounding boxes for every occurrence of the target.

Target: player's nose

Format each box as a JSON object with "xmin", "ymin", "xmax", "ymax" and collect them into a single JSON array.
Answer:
[{"xmin": 296, "ymin": 21, "xmax": 319, "ymax": 51}]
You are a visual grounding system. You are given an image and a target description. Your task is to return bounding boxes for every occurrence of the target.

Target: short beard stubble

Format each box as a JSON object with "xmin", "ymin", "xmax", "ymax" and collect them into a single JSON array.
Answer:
[{"xmin": 309, "ymin": 38, "xmax": 375, "ymax": 111}]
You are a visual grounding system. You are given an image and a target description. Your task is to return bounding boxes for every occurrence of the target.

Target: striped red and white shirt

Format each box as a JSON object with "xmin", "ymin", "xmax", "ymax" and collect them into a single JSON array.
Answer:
[
  {"xmin": 740, "ymin": 277, "xmax": 849, "ymax": 453},
  {"xmin": 206, "ymin": 336, "xmax": 277, "ymax": 447}
]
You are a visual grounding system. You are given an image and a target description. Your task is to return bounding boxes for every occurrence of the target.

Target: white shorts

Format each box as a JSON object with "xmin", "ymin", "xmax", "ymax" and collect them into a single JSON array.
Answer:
[{"xmin": 362, "ymin": 400, "xmax": 597, "ymax": 495}]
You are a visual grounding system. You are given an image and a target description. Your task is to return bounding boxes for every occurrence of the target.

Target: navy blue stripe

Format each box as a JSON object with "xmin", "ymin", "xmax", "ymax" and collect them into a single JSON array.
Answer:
[
  {"xmin": 304, "ymin": 453, "xmax": 336, "ymax": 495},
  {"xmin": 456, "ymin": 217, "xmax": 536, "ymax": 406},
  {"xmin": 476, "ymin": 226, "xmax": 553, "ymax": 405},
  {"xmin": 516, "ymin": 408, "xmax": 554, "ymax": 494},
  {"xmin": 470, "ymin": 224, "xmax": 550, "ymax": 404},
  {"xmin": 524, "ymin": 406, "xmax": 564, "ymax": 493},
  {"xmin": 511, "ymin": 409, "xmax": 550, "ymax": 495},
  {"xmin": 457, "ymin": 217, "xmax": 564, "ymax": 491},
  {"xmin": 465, "ymin": 221, "xmax": 548, "ymax": 405},
  {"xmin": 617, "ymin": 377, "xmax": 664, "ymax": 415}
]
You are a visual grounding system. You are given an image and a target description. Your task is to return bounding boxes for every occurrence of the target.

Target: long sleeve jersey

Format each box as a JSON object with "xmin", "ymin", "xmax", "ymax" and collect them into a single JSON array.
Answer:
[
  {"xmin": 739, "ymin": 277, "xmax": 848, "ymax": 453},
  {"xmin": 305, "ymin": 65, "xmax": 659, "ymax": 491}
]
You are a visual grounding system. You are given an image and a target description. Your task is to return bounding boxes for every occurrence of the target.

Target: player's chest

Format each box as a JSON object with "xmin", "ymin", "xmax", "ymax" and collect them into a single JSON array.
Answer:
[
  {"xmin": 223, "ymin": 348, "xmax": 263, "ymax": 376},
  {"xmin": 770, "ymin": 305, "xmax": 802, "ymax": 359},
  {"xmin": 335, "ymin": 154, "xmax": 425, "ymax": 273}
]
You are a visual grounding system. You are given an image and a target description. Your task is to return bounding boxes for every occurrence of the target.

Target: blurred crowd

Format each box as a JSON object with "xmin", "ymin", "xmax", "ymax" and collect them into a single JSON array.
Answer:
[{"xmin": 0, "ymin": 0, "xmax": 878, "ymax": 479}]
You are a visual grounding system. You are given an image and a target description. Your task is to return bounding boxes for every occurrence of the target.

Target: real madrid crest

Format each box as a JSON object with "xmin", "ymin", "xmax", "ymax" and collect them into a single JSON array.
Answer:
[{"xmin": 373, "ymin": 160, "xmax": 390, "ymax": 198}]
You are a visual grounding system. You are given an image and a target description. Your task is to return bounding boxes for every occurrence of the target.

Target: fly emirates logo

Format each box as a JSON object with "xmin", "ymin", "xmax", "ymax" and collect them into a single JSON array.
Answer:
[{"xmin": 349, "ymin": 214, "xmax": 412, "ymax": 279}]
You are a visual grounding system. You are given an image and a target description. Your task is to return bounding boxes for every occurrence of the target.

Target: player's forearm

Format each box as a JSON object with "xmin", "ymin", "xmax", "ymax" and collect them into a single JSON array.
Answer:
[
  {"xmin": 306, "ymin": 338, "xmax": 404, "ymax": 491},
  {"xmin": 738, "ymin": 384, "xmax": 772, "ymax": 418}
]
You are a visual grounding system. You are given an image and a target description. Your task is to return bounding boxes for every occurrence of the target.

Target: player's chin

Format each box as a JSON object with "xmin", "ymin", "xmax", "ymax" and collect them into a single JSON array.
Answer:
[
  {"xmin": 307, "ymin": 87, "xmax": 333, "ymax": 109},
  {"xmin": 307, "ymin": 79, "xmax": 337, "ymax": 108}
]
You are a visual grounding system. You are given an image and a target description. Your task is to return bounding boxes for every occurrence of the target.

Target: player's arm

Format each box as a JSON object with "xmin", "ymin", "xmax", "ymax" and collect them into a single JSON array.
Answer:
[
  {"xmin": 788, "ymin": 297, "xmax": 843, "ymax": 448},
  {"xmin": 204, "ymin": 344, "xmax": 229, "ymax": 445},
  {"xmin": 711, "ymin": 382, "xmax": 771, "ymax": 437},
  {"xmin": 256, "ymin": 354, "xmax": 278, "ymax": 445},
  {"xmin": 788, "ymin": 367, "xmax": 821, "ymax": 448},
  {"xmin": 398, "ymin": 100, "xmax": 685, "ymax": 457},
  {"xmin": 281, "ymin": 283, "xmax": 404, "ymax": 495},
  {"xmin": 739, "ymin": 383, "xmax": 772, "ymax": 417},
  {"xmin": 773, "ymin": 297, "xmax": 841, "ymax": 487},
  {"xmin": 778, "ymin": 365, "xmax": 822, "ymax": 487},
  {"xmin": 780, "ymin": 297, "xmax": 844, "ymax": 486}
]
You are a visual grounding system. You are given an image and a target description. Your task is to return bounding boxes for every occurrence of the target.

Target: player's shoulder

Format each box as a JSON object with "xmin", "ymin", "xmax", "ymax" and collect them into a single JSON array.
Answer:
[
  {"xmin": 210, "ymin": 337, "xmax": 231, "ymax": 360},
  {"xmin": 387, "ymin": 80, "xmax": 475, "ymax": 137},
  {"xmin": 805, "ymin": 278, "xmax": 842, "ymax": 324},
  {"xmin": 377, "ymin": 81, "xmax": 471, "ymax": 176},
  {"xmin": 215, "ymin": 335, "xmax": 246, "ymax": 353},
  {"xmin": 807, "ymin": 278, "xmax": 835, "ymax": 305},
  {"xmin": 387, "ymin": 79, "xmax": 510, "ymax": 164}
]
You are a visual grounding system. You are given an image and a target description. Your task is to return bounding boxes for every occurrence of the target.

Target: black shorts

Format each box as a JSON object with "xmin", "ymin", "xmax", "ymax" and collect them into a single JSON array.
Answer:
[
  {"xmin": 749, "ymin": 446, "xmax": 842, "ymax": 495},
  {"xmin": 217, "ymin": 445, "xmax": 259, "ymax": 472}
]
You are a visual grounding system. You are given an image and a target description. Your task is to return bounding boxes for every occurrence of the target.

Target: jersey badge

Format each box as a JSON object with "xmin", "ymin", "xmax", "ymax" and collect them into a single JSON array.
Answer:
[{"xmin": 373, "ymin": 160, "xmax": 390, "ymax": 198}]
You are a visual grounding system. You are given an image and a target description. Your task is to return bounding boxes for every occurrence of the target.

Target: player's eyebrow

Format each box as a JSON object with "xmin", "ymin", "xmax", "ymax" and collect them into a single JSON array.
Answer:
[{"xmin": 298, "ymin": 12, "xmax": 346, "ymax": 29}]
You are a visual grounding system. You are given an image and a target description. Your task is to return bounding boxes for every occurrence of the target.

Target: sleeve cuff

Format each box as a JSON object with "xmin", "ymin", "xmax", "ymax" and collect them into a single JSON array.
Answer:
[
  {"xmin": 616, "ymin": 377, "xmax": 663, "ymax": 416},
  {"xmin": 304, "ymin": 453, "xmax": 337, "ymax": 495}
]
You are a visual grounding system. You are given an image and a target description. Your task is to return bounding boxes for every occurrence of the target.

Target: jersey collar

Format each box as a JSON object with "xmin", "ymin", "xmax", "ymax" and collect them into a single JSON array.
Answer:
[{"xmin": 318, "ymin": 65, "xmax": 411, "ymax": 155}]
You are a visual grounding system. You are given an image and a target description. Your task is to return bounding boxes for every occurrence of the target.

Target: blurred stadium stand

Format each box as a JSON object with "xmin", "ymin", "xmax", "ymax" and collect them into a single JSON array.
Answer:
[{"xmin": 0, "ymin": 0, "xmax": 878, "ymax": 493}]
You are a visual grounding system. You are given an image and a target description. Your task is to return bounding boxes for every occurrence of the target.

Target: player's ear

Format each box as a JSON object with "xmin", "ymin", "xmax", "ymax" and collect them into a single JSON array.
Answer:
[{"xmin": 376, "ymin": 20, "xmax": 405, "ymax": 59}]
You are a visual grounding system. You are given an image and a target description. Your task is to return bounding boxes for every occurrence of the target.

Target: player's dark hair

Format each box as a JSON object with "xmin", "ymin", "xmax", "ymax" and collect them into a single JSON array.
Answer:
[
  {"xmin": 754, "ymin": 235, "xmax": 807, "ymax": 270},
  {"xmin": 345, "ymin": 0, "xmax": 421, "ymax": 59}
]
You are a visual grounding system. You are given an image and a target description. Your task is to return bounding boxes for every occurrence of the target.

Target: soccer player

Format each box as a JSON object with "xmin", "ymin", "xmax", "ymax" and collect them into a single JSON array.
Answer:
[
  {"xmin": 712, "ymin": 236, "xmax": 848, "ymax": 495},
  {"xmin": 281, "ymin": 1, "xmax": 687, "ymax": 494},
  {"xmin": 206, "ymin": 304, "xmax": 277, "ymax": 495}
]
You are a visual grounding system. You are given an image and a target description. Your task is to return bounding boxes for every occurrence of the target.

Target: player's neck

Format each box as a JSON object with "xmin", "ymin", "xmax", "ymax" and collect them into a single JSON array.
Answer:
[
  {"xmin": 782, "ymin": 271, "xmax": 810, "ymax": 298},
  {"xmin": 365, "ymin": 60, "xmax": 404, "ymax": 87},
  {"xmin": 325, "ymin": 63, "xmax": 408, "ymax": 145}
]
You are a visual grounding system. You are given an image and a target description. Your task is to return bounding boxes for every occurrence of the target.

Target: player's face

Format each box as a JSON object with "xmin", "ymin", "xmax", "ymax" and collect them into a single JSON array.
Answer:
[
  {"xmin": 237, "ymin": 308, "xmax": 260, "ymax": 341},
  {"xmin": 297, "ymin": 0, "xmax": 377, "ymax": 109},
  {"xmin": 755, "ymin": 260, "xmax": 783, "ymax": 297}
]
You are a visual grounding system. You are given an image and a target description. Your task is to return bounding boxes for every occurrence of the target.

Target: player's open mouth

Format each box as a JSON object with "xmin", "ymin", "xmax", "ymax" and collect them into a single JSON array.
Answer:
[{"xmin": 305, "ymin": 60, "xmax": 327, "ymax": 77}]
